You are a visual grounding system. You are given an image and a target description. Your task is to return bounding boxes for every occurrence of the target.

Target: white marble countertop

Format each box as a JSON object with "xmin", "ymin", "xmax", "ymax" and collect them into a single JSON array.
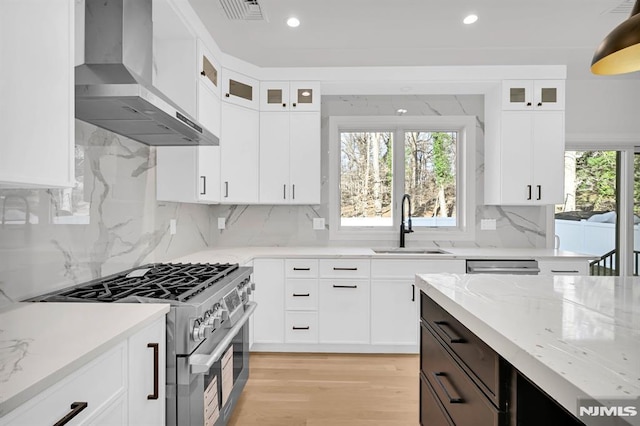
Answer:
[
  {"xmin": 0, "ymin": 302, "xmax": 169, "ymax": 417},
  {"xmin": 416, "ymin": 273, "xmax": 640, "ymax": 423},
  {"xmin": 169, "ymin": 246, "xmax": 597, "ymax": 265}
]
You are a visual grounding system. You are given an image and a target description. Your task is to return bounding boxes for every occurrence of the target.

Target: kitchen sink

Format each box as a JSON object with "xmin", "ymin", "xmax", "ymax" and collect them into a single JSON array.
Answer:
[{"xmin": 372, "ymin": 248, "xmax": 451, "ymax": 255}]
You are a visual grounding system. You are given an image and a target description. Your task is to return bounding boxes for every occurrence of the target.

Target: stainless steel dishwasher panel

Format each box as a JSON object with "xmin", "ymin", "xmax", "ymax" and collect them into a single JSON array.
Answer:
[{"xmin": 465, "ymin": 259, "xmax": 540, "ymax": 275}]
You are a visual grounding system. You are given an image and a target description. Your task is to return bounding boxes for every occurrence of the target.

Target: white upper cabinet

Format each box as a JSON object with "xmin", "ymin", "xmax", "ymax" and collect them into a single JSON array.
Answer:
[
  {"xmin": 220, "ymin": 103, "xmax": 259, "ymax": 203},
  {"xmin": 156, "ymin": 146, "xmax": 220, "ymax": 204},
  {"xmin": 260, "ymin": 81, "xmax": 320, "ymax": 112},
  {"xmin": 259, "ymin": 111, "xmax": 320, "ymax": 204},
  {"xmin": 289, "ymin": 81, "xmax": 321, "ymax": 111},
  {"xmin": 197, "ymin": 40, "xmax": 221, "ymax": 98},
  {"xmin": 501, "ymin": 80, "xmax": 565, "ymax": 111},
  {"xmin": 152, "ymin": 0, "xmax": 197, "ymax": 118},
  {"xmin": 486, "ymin": 110, "xmax": 565, "ymax": 205},
  {"xmin": 0, "ymin": 0, "xmax": 74, "ymax": 188},
  {"xmin": 221, "ymin": 68, "xmax": 259, "ymax": 110},
  {"xmin": 196, "ymin": 40, "xmax": 221, "ymax": 138}
]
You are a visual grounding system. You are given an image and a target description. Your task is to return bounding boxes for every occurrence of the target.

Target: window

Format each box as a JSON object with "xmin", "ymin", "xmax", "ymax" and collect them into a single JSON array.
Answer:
[{"xmin": 329, "ymin": 116, "xmax": 476, "ymax": 242}]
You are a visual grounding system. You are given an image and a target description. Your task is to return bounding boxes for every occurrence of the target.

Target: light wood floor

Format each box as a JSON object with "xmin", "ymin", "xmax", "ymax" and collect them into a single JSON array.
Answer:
[{"xmin": 228, "ymin": 352, "xmax": 420, "ymax": 426}]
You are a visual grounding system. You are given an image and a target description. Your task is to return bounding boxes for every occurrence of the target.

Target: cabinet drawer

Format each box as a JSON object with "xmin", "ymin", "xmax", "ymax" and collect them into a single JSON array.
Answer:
[
  {"xmin": 285, "ymin": 259, "xmax": 319, "ymax": 278},
  {"xmin": 285, "ymin": 312, "xmax": 319, "ymax": 343},
  {"xmin": 421, "ymin": 325, "xmax": 502, "ymax": 426},
  {"xmin": 420, "ymin": 372, "xmax": 454, "ymax": 426},
  {"xmin": 371, "ymin": 259, "xmax": 464, "ymax": 279},
  {"xmin": 421, "ymin": 293, "xmax": 502, "ymax": 408},
  {"xmin": 538, "ymin": 260, "xmax": 588, "ymax": 275},
  {"xmin": 285, "ymin": 279, "xmax": 318, "ymax": 310},
  {"xmin": 2, "ymin": 341, "xmax": 127, "ymax": 426},
  {"xmin": 319, "ymin": 259, "xmax": 370, "ymax": 278}
]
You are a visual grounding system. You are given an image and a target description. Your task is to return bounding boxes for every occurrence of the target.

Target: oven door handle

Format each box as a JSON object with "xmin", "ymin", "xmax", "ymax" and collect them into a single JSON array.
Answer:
[{"xmin": 189, "ymin": 302, "xmax": 257, "ymax": 375}]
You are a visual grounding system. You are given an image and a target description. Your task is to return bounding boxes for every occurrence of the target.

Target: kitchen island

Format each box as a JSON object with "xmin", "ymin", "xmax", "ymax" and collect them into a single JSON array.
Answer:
[{"xmin": 416, "ymin": 273, "xmax": 640, "ymax": 426}]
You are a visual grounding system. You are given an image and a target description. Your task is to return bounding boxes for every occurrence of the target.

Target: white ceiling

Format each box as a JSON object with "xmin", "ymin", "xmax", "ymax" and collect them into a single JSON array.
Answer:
[{"xmin": 188, "ymin": 0, "xmax": 639, "ymax": 80}]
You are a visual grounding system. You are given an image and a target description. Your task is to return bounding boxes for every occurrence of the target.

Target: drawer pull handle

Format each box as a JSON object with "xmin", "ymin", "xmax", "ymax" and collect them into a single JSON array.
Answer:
[
  {"xmin": 433, "ymin": 373, "xmax": 464, "ymax": 404},
  {"xmin": 433, "ymin": 321, "xmax": 465, "ymax": 344},
  {"xmin": 412, "ymin": 284, "xmax": 415, "ymax": 302},
  {"xmin": 293, "ymin": 267, "xmax": 311, "ymax": 271},
  {"xmin": 550, "ymin": 270, "xmax": 580, "ymax": 273},
  {"xmin": 333, "ymin": 284, "xmax": 357, "ymax": 289},
  {"xmin": 292, "ymin": 326, "xmax": 310, "ymax": 330},
  {"xmin": 54, "ymin": 402, "xmax": 88, "ymax": 426},
  {"xmin": 293, "ymin": 293, "xmax": 310, "ymax": 297},
  {"xmin": 147, "ymin": 343, "xmax": 159, "ymax": 400},
  {"xmin": 333, "ymin": 267, "xmax": 358, "ymax": 271}
]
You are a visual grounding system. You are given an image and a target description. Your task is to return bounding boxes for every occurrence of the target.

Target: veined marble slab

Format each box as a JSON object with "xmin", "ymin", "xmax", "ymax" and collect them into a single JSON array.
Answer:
[
  {"xmin": 416, "ymin": 273, "xmax": 640, "ymax": 424},
  {"xmin": 0, "ymin": 302, "xmax": 169, "ymax": 417}
]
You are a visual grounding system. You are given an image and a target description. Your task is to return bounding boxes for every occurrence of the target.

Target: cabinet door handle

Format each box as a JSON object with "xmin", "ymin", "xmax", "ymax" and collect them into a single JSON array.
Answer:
[
  {"xmin": 292, "ymin": 102, "xmax": 297, "ymax": 107},
  {"xmin": 292, "ymin": 326, "xmax": 310, "ymax": 330},
  {"xmin": 224, "ymin": 181, "xmax": 229, "ymax": 198},
  {"xmin": 412, "ymin": 284, "xmax": 415, "ymax": 302},
  {"xmin": 200, "ymin": 70, "xmax": 206, "ymax": 76},
  {"xmin": 293, "ymin": 267, "xmax": 311, "ymax": 271},
  {"xmin": 53, "ymin": 402, "xmax": 88, "ymax": 426},
  {"xmin": 225, "ymin": 93, "xmax": 230, "ymax": 97},
  {"xmin": 526, "ymin": 102, "xmax": 532, "ymax": 107},
  {"xmin": 333, "ymin": 267, "xmax": 358, "ymax": 271},
  {"xmin": 282, "ymin": 103, "xmax": 287, "ymax": 108},
  {"xmin": 283, "ymin": 184, "xmax": 287, "ymax": 199},
  {"xmin": 147, "ymin": 343, "xmax": 159, "ymax": 400},
  {"xmin": 537, "ymin": 185, "xmax": 541, "ymax": 200},
  {"xmin": 537, "ymin": 102, "xmax": 543, "ymax": 107},
  {"xmin": 292, "ymin": 184, "xmax": 296, "ymax": 200},
  {"xmin": 292, "ymin": 293, "xmax": 310, "ymax": 297},
  {"xmin": 433, "ymin": 321, "xmax": 465, "ymax": 344},
  {"xmin": 433, "ymin": 373, "xmax": 464, "ymax": 403},
  {"xmin": 526, "ymin": 185, "xmax": 532, "ymax": 200},
  {"xmin": 200, "ymin": 176, "xmax": 206, "ymax": 195},
  {"xmin": 333, "ymin": 284, "xmax": 357, "ymax": 289}
]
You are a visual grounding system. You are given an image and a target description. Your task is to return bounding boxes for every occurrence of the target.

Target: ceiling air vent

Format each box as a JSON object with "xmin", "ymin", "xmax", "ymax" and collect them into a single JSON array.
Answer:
[
  {"xmin": 607, "ymin": 0, "xmax": 635, "ymax": 14},
  {"xmin": 219, "ymin": 0, "xmax": 266, "ymax": 21}
]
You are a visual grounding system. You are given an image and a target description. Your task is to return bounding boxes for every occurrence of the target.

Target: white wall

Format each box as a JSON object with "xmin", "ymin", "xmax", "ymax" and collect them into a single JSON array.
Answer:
[{"xmin": 565, "ymin": 79, "xmax": 640, "ymax": 141}]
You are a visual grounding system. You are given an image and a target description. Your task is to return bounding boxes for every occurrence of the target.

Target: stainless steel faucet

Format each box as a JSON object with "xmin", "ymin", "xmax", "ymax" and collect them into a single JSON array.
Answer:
[{"xmin": 400, "ymin": 194, "xmax": 413, "ymax": 247}]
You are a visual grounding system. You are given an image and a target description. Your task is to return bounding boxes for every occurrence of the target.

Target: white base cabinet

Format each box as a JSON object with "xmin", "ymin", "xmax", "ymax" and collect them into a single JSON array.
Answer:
[
  {"xmin": 370, "ymin": 259, "xmax": 466, "ymax": 349},
  {"xmin": 0, "ymin": 317, "xmax": 165, "ymax": 426},
  {"xmin": 252, "ymin": 259, "xmax": 285, "ymax": 344}
]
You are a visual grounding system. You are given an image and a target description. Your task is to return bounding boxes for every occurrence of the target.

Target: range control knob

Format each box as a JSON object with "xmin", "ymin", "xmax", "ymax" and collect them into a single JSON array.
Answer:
[
  {"xmin": 192, "ymin": 319, "xmax": 206, "ymax": 342},
  {"xmin": 250, "ymin": 281, "xmax": 256, "ymax": 291}
]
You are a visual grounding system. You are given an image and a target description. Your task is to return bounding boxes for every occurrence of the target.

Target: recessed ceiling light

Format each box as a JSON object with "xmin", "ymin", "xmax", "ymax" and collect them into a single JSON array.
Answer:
[
  {"xmin": 287, "ymin": 17, "xmax": 300, "ymax": 28},
  {"xmin": 463, "ymin": 14, "xmax": 478, "ymax": 25}
]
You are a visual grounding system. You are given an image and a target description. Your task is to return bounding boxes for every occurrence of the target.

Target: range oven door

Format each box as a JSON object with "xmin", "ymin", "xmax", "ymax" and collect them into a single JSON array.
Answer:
[{"xmin": 173, "ymin": 302, "xmax": 256, "ymax": 426}]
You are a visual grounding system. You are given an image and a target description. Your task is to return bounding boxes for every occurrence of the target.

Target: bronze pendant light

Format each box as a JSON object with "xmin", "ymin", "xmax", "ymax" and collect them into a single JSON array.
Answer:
[{"xmin": 591, "ymin": 0, "xmax": 640, "ymax": 75}]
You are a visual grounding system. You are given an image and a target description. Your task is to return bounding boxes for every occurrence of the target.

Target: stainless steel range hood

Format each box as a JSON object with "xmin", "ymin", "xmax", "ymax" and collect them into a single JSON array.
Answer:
[{"xmin": 75, "ymin": 0, "xmax": 218, "ymax": 146}]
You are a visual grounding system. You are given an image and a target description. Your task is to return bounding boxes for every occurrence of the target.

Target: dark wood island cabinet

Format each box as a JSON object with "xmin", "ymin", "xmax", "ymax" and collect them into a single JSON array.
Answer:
[{"xmin": 420, "ymin": 291, "xmax": 584, "ymax": 426}]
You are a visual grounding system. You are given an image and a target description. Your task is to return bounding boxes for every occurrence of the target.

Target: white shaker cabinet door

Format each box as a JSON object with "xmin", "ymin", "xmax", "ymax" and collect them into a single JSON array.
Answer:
[
  {"xmin": 220, "ymin": 103, "xmax": 259, "ymax": 203},
  {"xmin": 128, "ymin": 317, "xmax": 166, "ymax": 426},
  {"xmin": 0, "ymin": 0, "xmax": 74, "ymax": 188}
]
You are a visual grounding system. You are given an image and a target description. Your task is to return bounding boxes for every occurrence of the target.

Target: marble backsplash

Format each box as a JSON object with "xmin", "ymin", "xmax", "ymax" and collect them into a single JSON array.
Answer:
[
  {"xmin": 210, "ymin": 94, "xmax": 548, "ymax": 249},
  {"xmin": 0, "ymin": 121, "xmax": 212, "ymax": 304}
]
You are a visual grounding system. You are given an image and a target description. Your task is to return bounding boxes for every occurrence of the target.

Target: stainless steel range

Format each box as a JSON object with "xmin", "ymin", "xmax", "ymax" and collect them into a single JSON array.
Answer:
[{"xmin": 33, "ymin": 262, "xmax": 257, "ymax": 426}]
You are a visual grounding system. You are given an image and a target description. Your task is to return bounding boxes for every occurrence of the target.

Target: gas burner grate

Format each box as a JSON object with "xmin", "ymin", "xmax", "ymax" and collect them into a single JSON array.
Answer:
[{"xmin": 53, "ymin": 263, "xmax": 239, "ymax": 302}]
